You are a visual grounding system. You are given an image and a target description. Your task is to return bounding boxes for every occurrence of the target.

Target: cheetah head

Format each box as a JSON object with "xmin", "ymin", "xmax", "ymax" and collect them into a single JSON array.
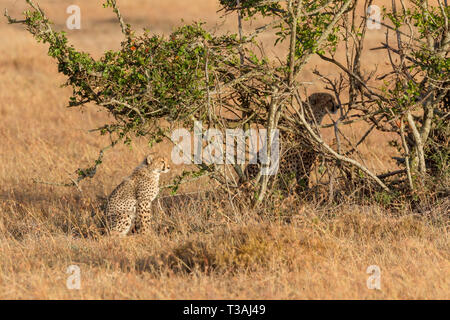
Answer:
[
  {"xmin": 307, "ymin": 92, "xmax": 340, "ymax": 124},
  {"xmin": 145, "ymin": 155, "xmax": 171, "ymax": 174}
]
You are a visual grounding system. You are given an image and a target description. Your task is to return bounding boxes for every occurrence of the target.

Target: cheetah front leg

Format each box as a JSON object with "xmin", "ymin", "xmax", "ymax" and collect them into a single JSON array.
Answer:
[
  {"xmin": 135, "ymin": 199, "xmax": 154, "ymax": 234},
  {"xmin": 295, "ymin": 153, "xmax": 315, "ymax": 194}
]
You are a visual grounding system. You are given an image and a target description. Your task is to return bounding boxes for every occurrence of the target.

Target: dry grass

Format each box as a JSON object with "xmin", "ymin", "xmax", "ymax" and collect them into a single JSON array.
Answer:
[
  {"xmin": 0, "ymin": 0, "xmax": 449, "ymax": 299},
  {"xmin": 0, "ymin": 193, "xmax": 448, "ymax": 299}
]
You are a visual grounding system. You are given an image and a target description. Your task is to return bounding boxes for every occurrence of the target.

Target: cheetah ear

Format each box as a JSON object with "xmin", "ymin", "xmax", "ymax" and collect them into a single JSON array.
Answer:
[{"xmin": 145, "ymin": 154, "xmax": 153, "ymax": 165}]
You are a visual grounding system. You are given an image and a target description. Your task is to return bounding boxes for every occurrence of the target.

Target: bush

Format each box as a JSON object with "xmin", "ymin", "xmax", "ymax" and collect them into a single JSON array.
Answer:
[{"xmin": 5, "ymin": 0, "xmax": 448, "ymax": 205}]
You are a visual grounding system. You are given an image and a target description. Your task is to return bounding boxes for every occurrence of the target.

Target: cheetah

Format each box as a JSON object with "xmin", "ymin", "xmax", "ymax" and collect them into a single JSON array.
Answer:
[
  {"xmin": 105, "ymin": 155, "xmax": 170, "ymax": 236},
  {"xmin": 244, "ymin": 92, "xmax": 340, "ymax": 192}
]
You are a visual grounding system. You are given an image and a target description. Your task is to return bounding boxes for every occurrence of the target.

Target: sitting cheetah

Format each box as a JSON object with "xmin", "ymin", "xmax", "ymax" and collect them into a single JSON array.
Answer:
[
  {"xmin": 105, "ymin": 155, "xmax": 170, "ymax": 236},
  {"xmin": 244, "ymin": 92, "xmax": 340, "ymax": 192}
]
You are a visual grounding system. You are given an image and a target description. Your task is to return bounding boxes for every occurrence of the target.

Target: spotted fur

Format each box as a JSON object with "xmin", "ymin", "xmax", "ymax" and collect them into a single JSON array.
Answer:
[
  {"xmin": 244, "ymin": 93, "xmax": 340, "ymax": 192},
  {"xmin": 105, "ymin": 155, "xmax": 170, "ymax": 236}
]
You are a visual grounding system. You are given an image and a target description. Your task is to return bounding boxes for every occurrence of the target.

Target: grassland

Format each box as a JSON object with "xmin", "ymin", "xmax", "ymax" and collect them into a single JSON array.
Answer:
[{"xmin": 0, "ymin": 0, "xmax": 448, "ymax": 299}]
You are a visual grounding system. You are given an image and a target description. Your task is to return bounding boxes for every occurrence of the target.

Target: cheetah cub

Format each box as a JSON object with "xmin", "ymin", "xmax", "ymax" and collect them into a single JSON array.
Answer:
[{"xmin": 105, "ymin": 155, "xmax": 170, "ymax": 236}]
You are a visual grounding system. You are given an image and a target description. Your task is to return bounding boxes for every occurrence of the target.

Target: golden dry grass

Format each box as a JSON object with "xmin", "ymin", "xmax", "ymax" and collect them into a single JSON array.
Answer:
[{"xmin": 0, "ymin": 0, "xmax": 449, "ymax": 299}]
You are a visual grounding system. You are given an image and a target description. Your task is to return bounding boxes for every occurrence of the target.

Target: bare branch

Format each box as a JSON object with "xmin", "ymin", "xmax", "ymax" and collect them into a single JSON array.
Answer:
[{"xmin": 107, "ymin": 0, "xmax": 130, "ymax": 37}]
